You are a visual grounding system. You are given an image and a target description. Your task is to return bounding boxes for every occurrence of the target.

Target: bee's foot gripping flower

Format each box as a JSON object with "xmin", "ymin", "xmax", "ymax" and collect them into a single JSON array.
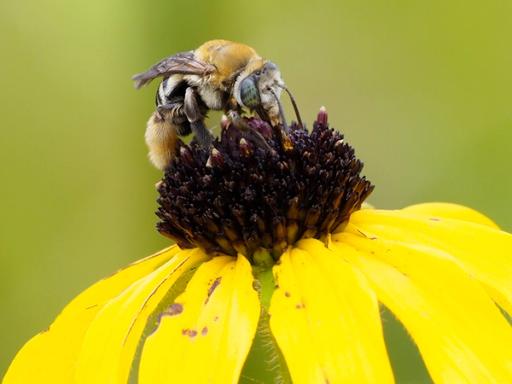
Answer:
[
  {"xmin": 157, "ymin": 109, "xmax": 374, "ymax": 260},
  {"xmin": 5, "ymin": 107, "xmax": 512, "ymax": 384}
]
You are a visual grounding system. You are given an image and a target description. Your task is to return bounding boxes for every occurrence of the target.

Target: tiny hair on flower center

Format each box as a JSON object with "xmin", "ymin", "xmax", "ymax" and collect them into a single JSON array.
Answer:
[{"xmin": 157, "ymin": 108, "xmax": 373, "ymax": 261}]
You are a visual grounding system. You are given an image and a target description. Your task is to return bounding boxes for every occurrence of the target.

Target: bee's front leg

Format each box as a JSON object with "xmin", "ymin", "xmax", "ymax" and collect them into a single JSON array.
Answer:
[
  {"xmin": 184, "ymin": 87, "xmax": 213, "ymax": 147},
  {"xmin": 227, "ymin": 111, "xmax": 276, "ymax": 155}
]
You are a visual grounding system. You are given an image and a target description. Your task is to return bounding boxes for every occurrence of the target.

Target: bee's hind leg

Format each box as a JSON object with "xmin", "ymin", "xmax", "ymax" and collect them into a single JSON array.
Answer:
[
  {"xmin": 157, "ymin": 101, "xmax": 191, "ymax": 136},
  {"xmin": 184, "ymin": 87, "xmax": 213, "ymax": 147}
]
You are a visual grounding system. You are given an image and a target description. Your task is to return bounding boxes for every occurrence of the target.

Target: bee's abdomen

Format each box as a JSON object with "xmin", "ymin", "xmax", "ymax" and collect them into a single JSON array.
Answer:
[
  {"xmin": 156, "ymin": 75, "xmax": 191, "ymax": 134},
  {"xmin": 145, "ymin": 112, "xmax": 178, "ymax": 170},
  {"xmin": 156, "ymin": 75, "xmax": 187, "ymax": 107}
]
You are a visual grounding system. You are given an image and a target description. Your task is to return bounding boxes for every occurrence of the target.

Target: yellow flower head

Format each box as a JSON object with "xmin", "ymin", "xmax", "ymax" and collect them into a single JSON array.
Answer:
[{"xmin": 4, "ymin": 108, "xmax": 512, "ymax": 383}]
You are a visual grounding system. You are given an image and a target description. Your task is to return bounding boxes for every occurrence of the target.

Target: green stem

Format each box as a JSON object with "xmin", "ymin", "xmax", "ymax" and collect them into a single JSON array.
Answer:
[{"xmin": 240, "ymin": 265, "xmax": 292, "ymax": 384}]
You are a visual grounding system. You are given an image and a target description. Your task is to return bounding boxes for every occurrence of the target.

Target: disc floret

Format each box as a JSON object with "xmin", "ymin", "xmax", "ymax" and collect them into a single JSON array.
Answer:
[{"xmin": 157, "ymin": 108, "xmax": 373, "ymax": 261}]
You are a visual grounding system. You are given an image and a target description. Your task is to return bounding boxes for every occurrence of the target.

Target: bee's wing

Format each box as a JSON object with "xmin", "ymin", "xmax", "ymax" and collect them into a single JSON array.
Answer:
[{"xmin": 132, "ymin": 51, "xmax": 216, "ymax": 89}]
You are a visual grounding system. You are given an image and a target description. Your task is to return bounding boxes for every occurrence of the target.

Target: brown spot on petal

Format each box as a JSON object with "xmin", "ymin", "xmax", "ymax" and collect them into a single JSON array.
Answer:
[
  {"xmin": 284, "ymin": 291, "xmax": 291, "ymax": 298},
  {"xmin": 182, "ymin": 328, "xmax": 198, "ymax": 338},
  {"xmin": 295, "ymin": 302, "xmax": 306, "ymax": 309},
  {"xmin": 163, "ymin": 303, "xmax": 183, "ymax": 317},
  {"xmin": 205, "ymin": 277, "xmax": 222, "ymax": 304},
  {"xmin": 356, "ymin": 228, "xmax": 377, "ymax": 240},
  {"xmin": 429, "ymin": 217, "xmax": 441, "ymax": 222},
  {"xmin": 201, "ymin": 326, "xmax": 208, "ymax": 336}
]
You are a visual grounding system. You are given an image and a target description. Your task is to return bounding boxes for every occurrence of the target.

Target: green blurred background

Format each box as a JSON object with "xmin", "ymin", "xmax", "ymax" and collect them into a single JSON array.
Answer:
[{"xmin": 1, "ymin": 0, "xmax": 511, "ymax": 381}]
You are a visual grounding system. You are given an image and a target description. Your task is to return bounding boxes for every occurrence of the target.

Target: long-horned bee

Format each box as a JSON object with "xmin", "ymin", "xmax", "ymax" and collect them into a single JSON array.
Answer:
[{"xmin": 133, "ymin": 39, "xmax": 301, "ymax": 170}]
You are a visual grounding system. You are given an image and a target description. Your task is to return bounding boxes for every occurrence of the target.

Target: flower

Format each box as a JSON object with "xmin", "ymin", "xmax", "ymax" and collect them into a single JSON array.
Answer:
[{"xmin": 4, "ymin": 108, "xmax": 512, "ymax": 383}]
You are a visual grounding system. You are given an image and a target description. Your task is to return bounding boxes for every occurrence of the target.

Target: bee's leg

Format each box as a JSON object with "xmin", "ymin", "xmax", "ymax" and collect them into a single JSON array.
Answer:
[
  {"xmin": 175, "ymin": 122, "xmax": 192, "ymax": 136},
  {"xmin": 184, "ymin": 87, "xmax": 213, "ymax": 147},
  {"xmin": 228, "ymin": 111, "xmax": 276, "ymax": 154},
  {"xmin": 157, "ymin": 101, "xmax": 191, "ymax": 136},
  {"xmin": 157, "ymin": 101, "xmax": 181, "ymax": 113},
  {"xmin": 267, "ymin": 88, "xmax": 293, "ymax": 151},
  {"xmin": 254, "ymin": 106, "xmax": 272, "ymax": 126}
]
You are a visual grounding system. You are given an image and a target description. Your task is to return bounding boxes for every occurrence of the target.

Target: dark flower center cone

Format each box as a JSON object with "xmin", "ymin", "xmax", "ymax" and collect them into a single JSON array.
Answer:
[{"xmin": 157, "ymin": 108, "xmax": 374, "ymax": 261}]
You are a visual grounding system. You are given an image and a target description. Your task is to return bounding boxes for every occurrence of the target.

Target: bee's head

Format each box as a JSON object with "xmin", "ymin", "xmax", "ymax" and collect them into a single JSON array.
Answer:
[
  {"xmin": 234, "ymin": 61, "xmax": 284, "ymax": 118},
  {"xmin": 234, "ymin": 60, "xmax": 302, "ymax": 129}
]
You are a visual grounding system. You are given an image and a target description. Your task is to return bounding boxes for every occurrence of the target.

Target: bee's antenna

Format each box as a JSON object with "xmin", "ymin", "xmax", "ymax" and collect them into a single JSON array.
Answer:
[
  {"xmin": 277, "ymin": 84, "xmax": 303, "ymax": 129},
  {"xmin": 269, "ymin": 88, "xmax": 289, "ymax": 132}
]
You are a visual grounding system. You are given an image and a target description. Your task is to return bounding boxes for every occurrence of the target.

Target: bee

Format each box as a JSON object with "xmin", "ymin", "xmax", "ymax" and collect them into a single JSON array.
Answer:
[{"xmin": 133, "ymin": 39, "xmax": 301, "ymax": 170}]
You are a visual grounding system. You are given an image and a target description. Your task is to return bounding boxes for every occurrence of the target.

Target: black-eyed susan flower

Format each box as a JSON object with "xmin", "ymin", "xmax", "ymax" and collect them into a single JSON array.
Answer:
[{"xmin": 4, "ymin": 108, "xmax": 512, "ymax": 383}]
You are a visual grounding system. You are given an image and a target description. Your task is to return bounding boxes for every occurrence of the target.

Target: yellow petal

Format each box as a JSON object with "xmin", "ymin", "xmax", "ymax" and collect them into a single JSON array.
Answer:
[
  {"xmin": 402, "ymin": 202, "xmax": 499, "ymax": 228},
  {"xmin": 346, "ymin": 209, "xmax": 512, "ymax": 315},
  {"xmin": 3, "ymin": 246, "xmax": 179, "ymax": 384},
  {"xmin": 139, "ymin": 255, "xmax": 260, "ymax": 384},
  {"xmin": 74, "ymin": 247, "xmax": 207, "ymax": 383},
  {"xmin": 269, "ymin": 239, "xmax": 394, "ymax": 384},
  {"xmin": 334, "ymin": 235, "xmax": 512, "ymax": 383}
]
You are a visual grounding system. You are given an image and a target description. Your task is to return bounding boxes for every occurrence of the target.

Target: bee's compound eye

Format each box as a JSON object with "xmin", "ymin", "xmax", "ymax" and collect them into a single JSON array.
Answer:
[{"xmin": 240, "ymin": 76, "xmax": 261, "ymax": 109}]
